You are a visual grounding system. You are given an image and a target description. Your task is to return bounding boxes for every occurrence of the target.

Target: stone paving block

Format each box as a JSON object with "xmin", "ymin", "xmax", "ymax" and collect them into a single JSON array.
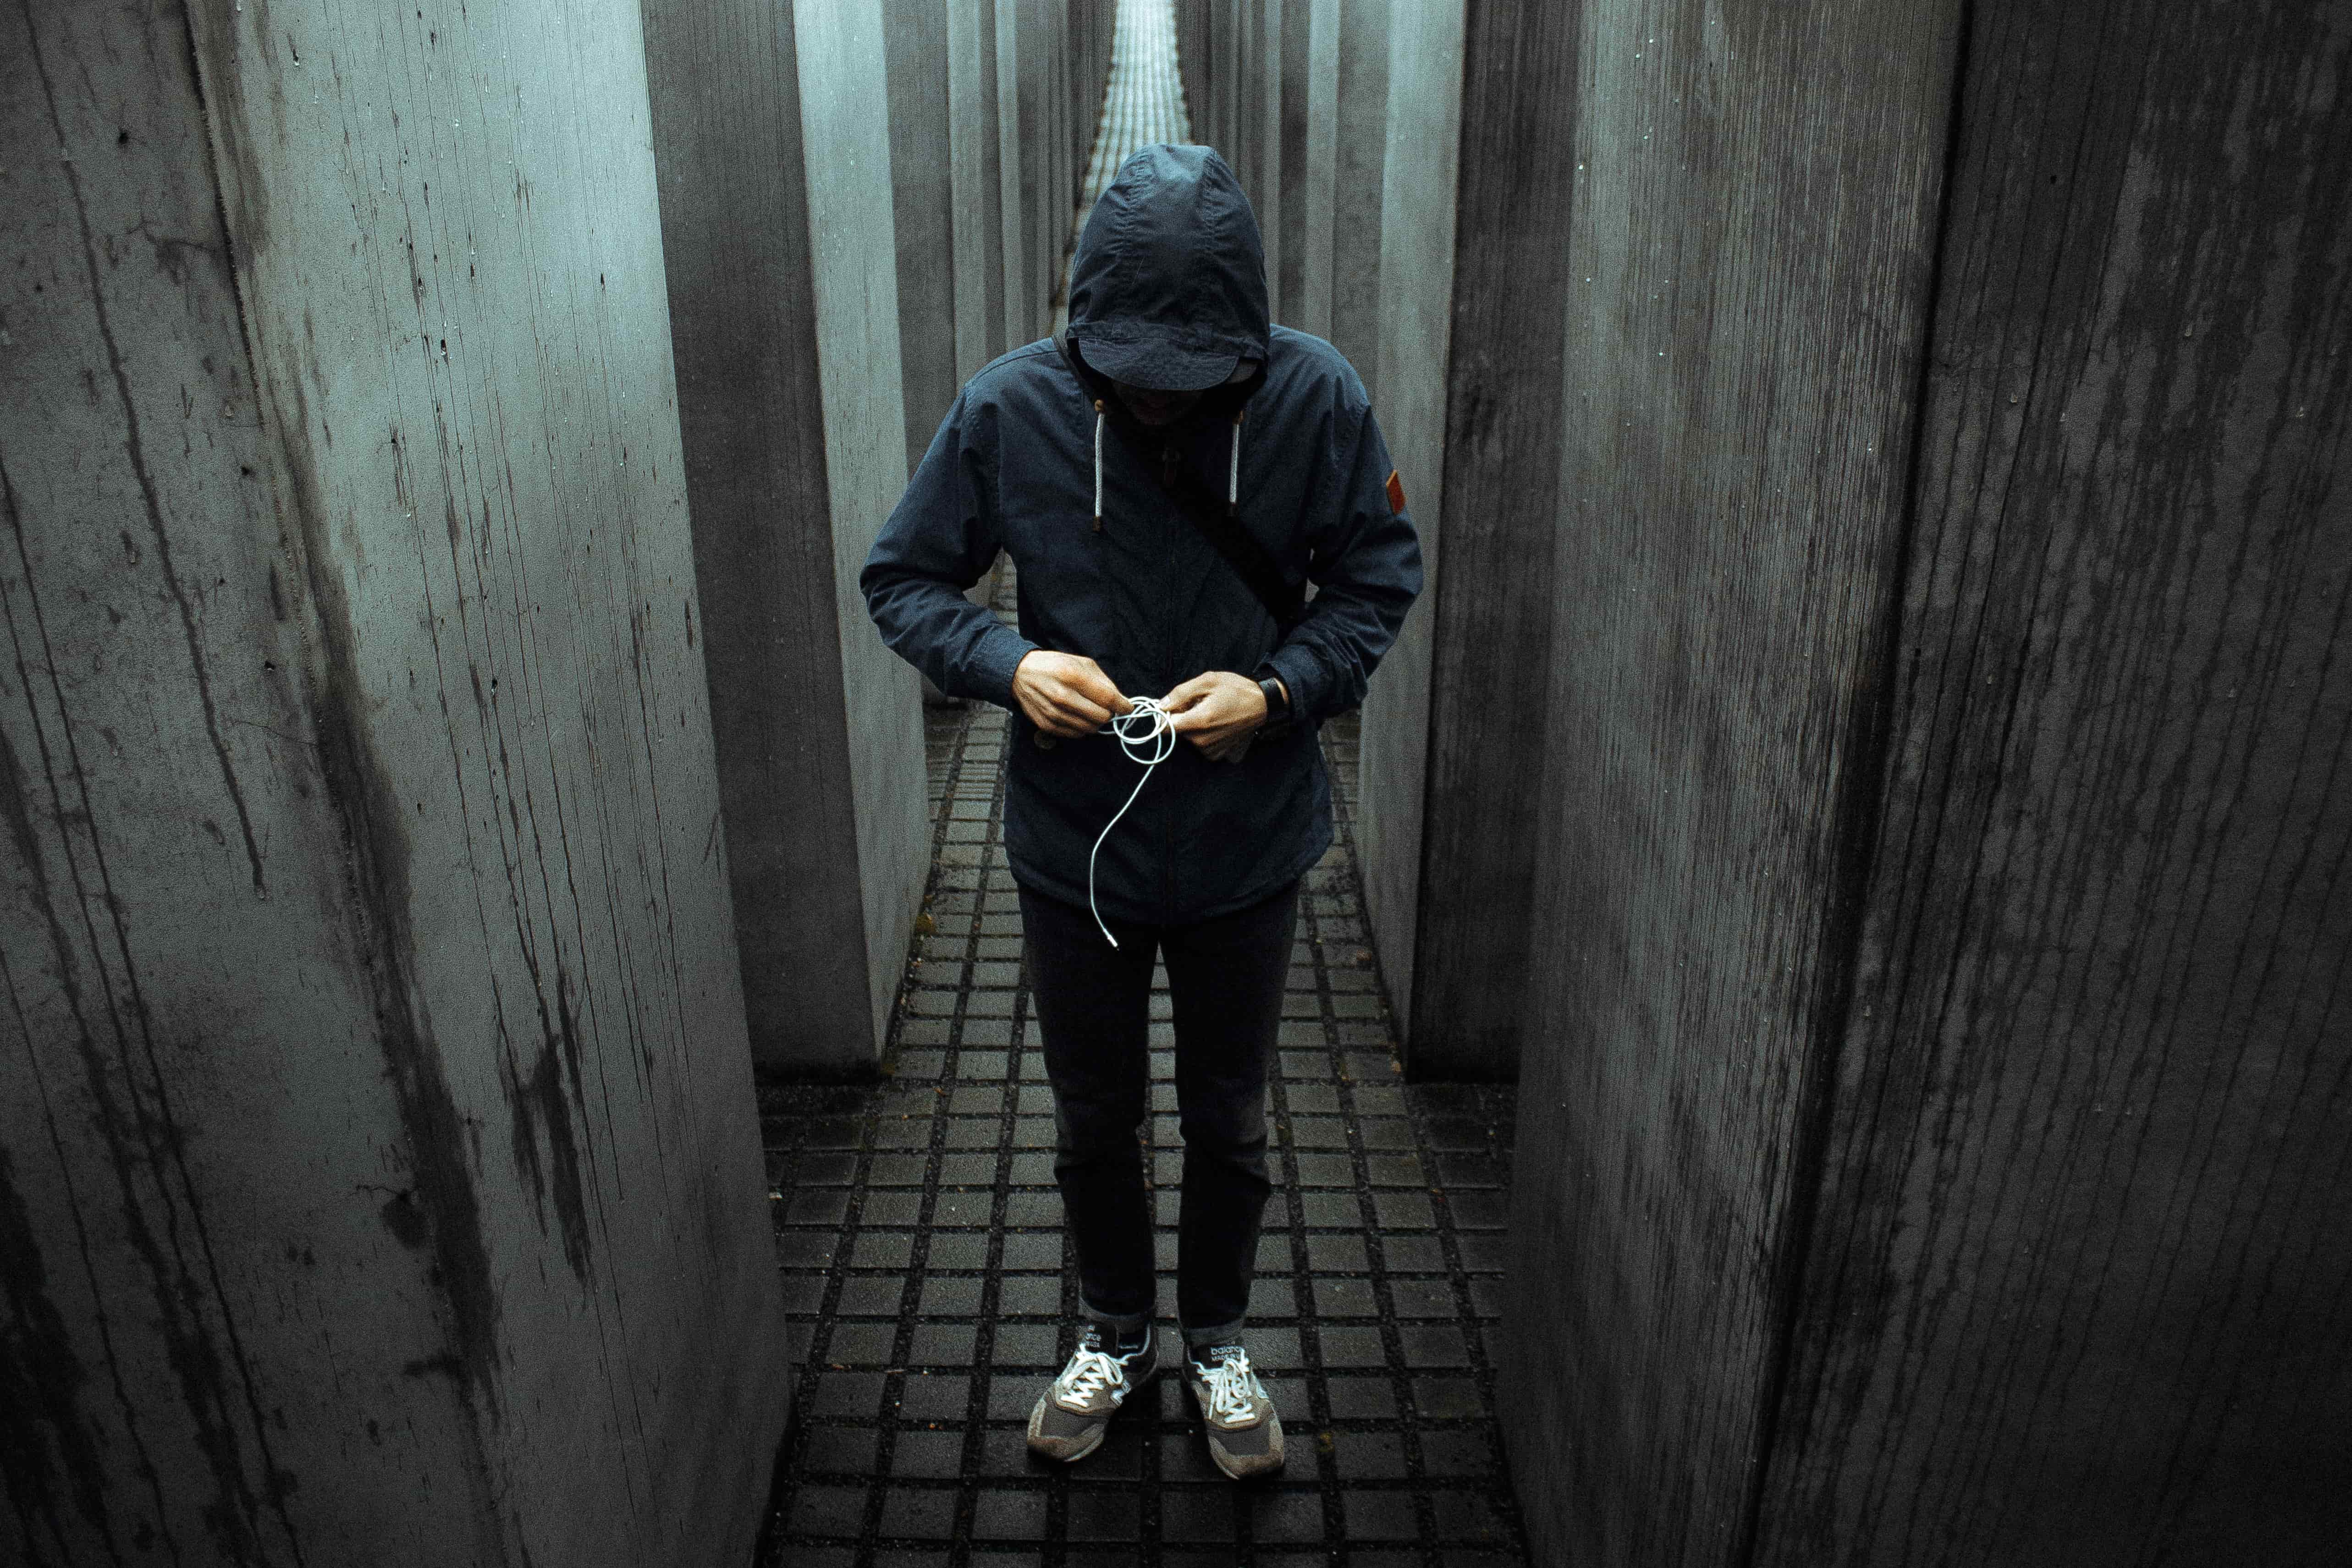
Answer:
[
  {"xmin": 910, "ymin": 1324, "xmax": 978, "ymax": 1366},
  {"xmin": 1319, "ymin": 1326, "xmax": 1388, "ymax": 1368},
  {"xmin": 1411, "ymin": 1378, "xmax": 1485, "ymax": 1420},
  {"xmin": 897, "ymin": 1373, "xmax": 969, "ymax": 1422},
  {"xmin": 975, "ymin": 1428, "xmax": 1035, "ymax": 1477},
  {"xmin": 1374, "ymin": 1193, "xmax": 1437, "ymax": 1229},
  {"xmin": 877, "ymin": 1487, "xmax": 959, "ymax": 1540},
  {"xmin": 970, "ymin": 1489, "xmax": 1047, "ymax": 1540},
  {"xmin": 788, "ymin": 1484, "xmax": 866, "ymax": 1538},
  {"xmin": 1344, "ymin": 1490, "xmax": 1423, "ymax": 1541},
  {"xmin": 1000, "ymin": 1232, "xmax": 1063, "ymax": 1269},
  {"xmin": 851, "ymin": 1233, "xmax": 915, "ymax": 1270},
  {"xmin": 891, "ymin": 1428, "xmax": 965, "ymax": 1478},
  {"xmin": 1252, "ymin": 1488, "xmax": 1333, "ymax": 1542},
  {"xmin": 828, "ymin": 1323, "xmax": 898, "ymax": 1365},
  {"xmin": 785, "ymin": 1194, "xmax": 851, "ymax": 1232},
  {"xmin": 1401, "ymin": 1326, "xmax": 1471, "ymax": 1370},
  {"xmin": 1306, "ymin": 1235, "xmax": 1369, "ymax": 1272},
  {"xmin": 996, "ymin": 1275, "xmax": 1062, "ymax": 1315},
  {"xmin": 940, "ymin": 1153, "xmax": 995, "ymax": 1185},
  {"xmin": 1335, "ymin": 1430, "xmax": 1409, "ymax": 1480},
  {"xmin": 1382, "ymin": 1236, "xmax": 1447, "ymax": 1273},
  {"xmin": 991, "ymin": 1323, "xmax": 1059, "ymax": 1366},
  {"xmin": 869, "ymin": 1154, "xmax": 927, "ymax": 1186},
  {"xmin": 1159, "ymin": 1487, "xmax": 1238, "ymax": 1542},
  {"xmin": 1324, "ymin": 1377, "xmax": 1399, "ymax": 1420},
  {"xmin": 862, "ymin": 1192, "xmax": 924, "ymax": 1226},
  {"xmin": 810, "ymin": 1370, "xmax": 887, "ymax": 1419},
  {"xmin": 926, "ymin": 1233, "xmax": 988, "ymax": 1269},
  {"xmin": 1066, "ymin": 1485, "xmax": 1142, "ymax": 1542}
]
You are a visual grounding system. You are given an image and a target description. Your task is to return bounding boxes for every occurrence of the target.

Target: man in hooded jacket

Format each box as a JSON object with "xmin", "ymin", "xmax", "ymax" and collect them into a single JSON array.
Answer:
[{"xmin": 862, "ymin": 144, "xmax": 1421, "ymax": 1481}]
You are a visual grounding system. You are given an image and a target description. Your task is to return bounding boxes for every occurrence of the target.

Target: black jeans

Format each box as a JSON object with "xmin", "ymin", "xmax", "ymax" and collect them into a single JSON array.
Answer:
[{"xmin": 1019, "ymin": 880, "xmax": 1300, "ymax": 1345}]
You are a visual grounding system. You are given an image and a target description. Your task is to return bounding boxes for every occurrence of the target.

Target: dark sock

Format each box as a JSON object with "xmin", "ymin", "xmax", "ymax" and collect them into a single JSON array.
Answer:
[{"xmin": 1085, "ymin": 1321, "xmax": 1152, "ymax": 1359}]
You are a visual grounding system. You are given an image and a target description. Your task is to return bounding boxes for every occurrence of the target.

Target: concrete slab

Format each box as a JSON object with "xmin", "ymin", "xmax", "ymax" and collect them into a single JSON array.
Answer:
[
  {"xmin": 1354, "ymin": 0, "xmax": 1465, "ymax": 1064},
  {"xmin": 2, "ymin": 0, "xmax": 784, "ymax": 1559},
  {"xmin": 793, "ymin": 0, "xmax": 934, "ymax": 1067}
]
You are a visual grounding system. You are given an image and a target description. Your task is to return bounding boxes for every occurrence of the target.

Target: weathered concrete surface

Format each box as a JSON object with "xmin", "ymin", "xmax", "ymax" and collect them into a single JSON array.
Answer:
[
  {"xmin": 1299, "ymin": 0, "xmax": 1339, "ymax": 341},
  {"xmin": 793, "ymin": 0, "xmax": 933, "ymax": 1069},
  {"xmin": 947, "ymin": 0, "xmax": 1006, "ymax": 378},
  {"xmin": 886, "ymin": 1, "xmax": 960, "ymax": 473},
  {"xmin": 1, "ymin": 0, "xmax": 784, "ymax": 1562},
  {"xmin": 642, "ymin": 0, "xmax": 924, "ymax": 1076},
  {"xmin": 1353, "ymin": 0, "xmax": 1465, "ymax": 1061},
  {"xmin": 1503, "ymin": 1, "xmax": 2352, "ymax": 1565},
  {"xmin": 1499, "ymin": 0, "xmax": 1961, "ymax": 1560},
  {"xmin": 1750, "ymin": 3, "xmax": 2352, "ymax": 1560},
  {"xmin": 1326, "ymin": 0, "xmax": 1388, "ymax": 401},
  {"xmin": 1398, "ymin": 0, "xmax": 1584, "ymax": 1082}
]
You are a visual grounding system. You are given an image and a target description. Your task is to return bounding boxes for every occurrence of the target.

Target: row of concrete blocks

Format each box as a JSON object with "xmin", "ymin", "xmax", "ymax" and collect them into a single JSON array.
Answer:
[
  {"xmin": 1174, "ymin": 3, "xmax": 2352, "ymax": 1566},
  {"xmin": 0, "ymin": 1, "xmax": 1111, "ymax": 1564}
]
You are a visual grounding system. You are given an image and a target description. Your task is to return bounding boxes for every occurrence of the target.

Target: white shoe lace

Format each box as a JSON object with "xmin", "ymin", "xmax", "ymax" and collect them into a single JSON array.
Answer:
[
  {"xmin": 1197, "ymin": 1349, "xmax": 1261, "ymax": 1424},
  {"xmin": 1053, "ymin": 1345, "xmax": 1130, "ymax": 1408}
]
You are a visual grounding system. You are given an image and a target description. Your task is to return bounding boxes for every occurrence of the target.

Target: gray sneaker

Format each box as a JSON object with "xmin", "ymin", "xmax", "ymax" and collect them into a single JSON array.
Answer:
[
  {"xmin": 1184, "ymin": 1342, "xmax": 1285, "ymax": 1480},
  {"xmin": 1025, "ymin": 1324, "xmax": 1159, "ymax": 1463}
]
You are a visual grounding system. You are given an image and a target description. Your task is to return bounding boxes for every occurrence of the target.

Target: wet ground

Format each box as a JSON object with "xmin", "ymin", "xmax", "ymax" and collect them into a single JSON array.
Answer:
[{"xmin": 753, "ymin": 567, "xmax": 1526, "ymax": 1567}]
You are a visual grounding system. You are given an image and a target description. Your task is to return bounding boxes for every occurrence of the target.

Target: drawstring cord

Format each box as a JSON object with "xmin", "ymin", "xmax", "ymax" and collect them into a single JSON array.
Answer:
[
  {"xmin": 1228, "ymin": 408, "xmax": 1244, "ymax": 510},
  {"xmin": 1089, "ymin": 698, "xmax": 1176, "ymax": 946},
  {"xmin": 1080, "ymin": 402, "xmax": 1247, "ymax": 946}
]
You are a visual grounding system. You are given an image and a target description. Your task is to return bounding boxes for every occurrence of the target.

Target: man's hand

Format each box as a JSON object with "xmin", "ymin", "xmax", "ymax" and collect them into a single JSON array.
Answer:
[
  {"xmin": 1162, "ymin": 670, "xmax": 1273, "ymax": 763},
  {"xmin": 1013, "ymin": 650, "xmax": 1131, "ymax": 738}
]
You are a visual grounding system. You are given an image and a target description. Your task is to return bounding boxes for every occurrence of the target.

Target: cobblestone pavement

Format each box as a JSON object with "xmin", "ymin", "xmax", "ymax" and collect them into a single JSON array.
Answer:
[{"xmin": 755, "ymin": 573, "xmax": 1527, "ymax": 1566}]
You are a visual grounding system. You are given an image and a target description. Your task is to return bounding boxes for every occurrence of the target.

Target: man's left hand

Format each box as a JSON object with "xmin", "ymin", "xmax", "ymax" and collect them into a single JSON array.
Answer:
[{"xmin": 1163, "ymin": 671, "xmax": 1271, "ymax": 763}]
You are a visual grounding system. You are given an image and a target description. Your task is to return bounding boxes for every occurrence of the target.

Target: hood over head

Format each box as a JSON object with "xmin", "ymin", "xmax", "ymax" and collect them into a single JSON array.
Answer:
[{"xmin": 1063, "ymin": 144, "xmax": 1270, "ymax": 399}]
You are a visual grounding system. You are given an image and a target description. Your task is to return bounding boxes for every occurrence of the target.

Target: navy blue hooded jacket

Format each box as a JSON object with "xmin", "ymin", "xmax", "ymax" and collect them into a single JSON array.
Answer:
[{"xmin": 861, "ymin": 145, "xmax": 1422, "ymax": 925}]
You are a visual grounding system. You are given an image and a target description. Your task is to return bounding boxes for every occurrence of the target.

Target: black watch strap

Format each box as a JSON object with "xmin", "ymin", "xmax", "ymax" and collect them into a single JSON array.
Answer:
[{"xmin": 1256, "ymin": 673, "xmax": 1292, "ymax": 733}]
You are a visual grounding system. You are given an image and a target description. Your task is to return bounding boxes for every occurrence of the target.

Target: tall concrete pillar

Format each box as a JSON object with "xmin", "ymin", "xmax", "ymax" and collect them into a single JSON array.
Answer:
[
  {"xmin": 1503, "ymin": 1, "xmax": 2352, "ymax": 1563},
  {"xmin": 2, "ymin": 1, "xmax": 785, "ymax": 1562},
  {"xmin": 1299, "ymin": 0, "xmax": 1341, "ymax": 341},
  {"xmin": 1378, "ymin": 0, "xmax": 1585, "ymax": 1080},
  {"xmin": 1275, "ymin": 0, "xmax": 1311, "ymax": 321},
  {"xmin": 886, "ymin": 1, "xmax": 960, "ymax": 468},
  {"xmin": 1327, "ymin": 0, "xmax": 1388, "ymax": 399},
  {"xmin": 1254, "ymin": 0, "xmax": 1284, "ymax": 310},
  {"xmin": 997, "ymin": 1, "xmax": 1033, "ymax": 349},
  {"xmin": 639, "ymin": 0, "xmax": 927, "ymax": 1078},
  {"xmin": 1355, "ymin": 0, "xmax": 1466, "ymax": 1064},
  {"xmin": 1298, "ymin": 0, "xmax": 1385, "ymax": 385},
  {"xmin": 948, "ymin": 1, "xmax": 1000, "ymax": 380}
]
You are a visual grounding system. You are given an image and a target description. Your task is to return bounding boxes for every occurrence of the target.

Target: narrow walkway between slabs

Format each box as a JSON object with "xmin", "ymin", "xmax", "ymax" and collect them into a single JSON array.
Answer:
[
  {"xmin": 757, "ymin": 3, "xmax": 1526, "ymax": 1561},
  {"xmin": 758, "ymin": 568, "xmax": 1526, "ymax": 1567}
]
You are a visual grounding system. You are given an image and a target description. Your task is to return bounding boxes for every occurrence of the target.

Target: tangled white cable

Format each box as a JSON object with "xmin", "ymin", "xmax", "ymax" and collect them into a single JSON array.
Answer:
[{"xmin": 1088, "ymin": 695, "xmax": 1177, "ymax": 946}]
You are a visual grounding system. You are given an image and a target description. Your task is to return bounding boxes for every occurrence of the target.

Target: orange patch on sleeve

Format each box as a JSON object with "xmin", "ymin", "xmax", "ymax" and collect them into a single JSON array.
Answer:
[{"xmin": 1384, "ymin": 469, "xmax": 1407, "ymax": 516}]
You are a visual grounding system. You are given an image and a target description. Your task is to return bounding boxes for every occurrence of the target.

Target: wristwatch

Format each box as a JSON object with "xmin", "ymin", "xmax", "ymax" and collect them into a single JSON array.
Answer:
[{"xmin": 1255, "ymin": 671, "xmax": 1293, "ymax": 737}]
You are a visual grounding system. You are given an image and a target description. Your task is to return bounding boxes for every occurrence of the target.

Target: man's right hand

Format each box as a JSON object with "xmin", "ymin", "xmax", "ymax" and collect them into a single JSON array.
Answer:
[{"xmin": 1012, "ymin": 650, "xmax": 1131, "ymax": 738}]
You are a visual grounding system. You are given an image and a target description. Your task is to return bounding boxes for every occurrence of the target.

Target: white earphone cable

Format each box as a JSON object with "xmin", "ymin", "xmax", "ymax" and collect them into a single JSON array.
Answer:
[{"xmin": 1088, "ymin": 695, "xmax": 1177, "ymax": 947}]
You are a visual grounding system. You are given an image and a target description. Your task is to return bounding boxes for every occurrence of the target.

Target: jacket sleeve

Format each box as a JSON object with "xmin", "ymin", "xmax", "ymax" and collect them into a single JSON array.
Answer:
[
  {"xmin": 860, "ymin": 392, "xmax": 1040, "ymax": 709},
  {"xmin": 1261, "ymin": 402, "xmax": 1425, "ymax": 726}
]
